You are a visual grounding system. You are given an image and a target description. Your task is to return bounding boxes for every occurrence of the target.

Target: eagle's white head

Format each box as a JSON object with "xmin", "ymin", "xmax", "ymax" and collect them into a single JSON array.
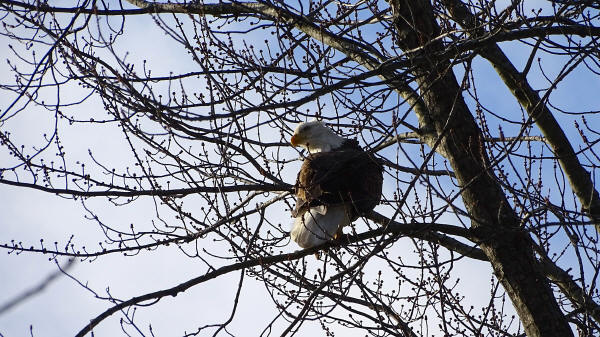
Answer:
[{"xmin": 290, "ymin": 121, "xmax": 345, "ymax": 154}]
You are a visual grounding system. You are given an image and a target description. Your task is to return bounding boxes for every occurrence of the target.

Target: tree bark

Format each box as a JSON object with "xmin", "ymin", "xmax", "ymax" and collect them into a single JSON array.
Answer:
[
  {"xmin": 386, "ymin": 1, "xmax": 573, "ymax": 336},
  {"xmin": 441, "ymin": 0, "xmax": 600, "ymax": 233}
]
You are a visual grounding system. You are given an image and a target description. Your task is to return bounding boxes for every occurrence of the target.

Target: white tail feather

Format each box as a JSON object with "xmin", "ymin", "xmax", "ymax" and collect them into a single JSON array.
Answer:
[{"xmin": 290, "ymin": 205, "xmax": 352, "ymax": 248}]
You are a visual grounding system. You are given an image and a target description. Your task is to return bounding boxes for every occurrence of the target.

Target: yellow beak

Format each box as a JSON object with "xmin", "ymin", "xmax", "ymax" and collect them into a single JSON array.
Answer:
[{"xmin": 290, "ymin": 134, "xmax": 301, "ymax": 147}]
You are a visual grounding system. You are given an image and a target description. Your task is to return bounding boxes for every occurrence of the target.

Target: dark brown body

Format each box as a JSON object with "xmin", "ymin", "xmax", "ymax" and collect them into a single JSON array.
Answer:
[{"xmin": 293, "ymin": 140, "xmax": 383, "ymax": 222}]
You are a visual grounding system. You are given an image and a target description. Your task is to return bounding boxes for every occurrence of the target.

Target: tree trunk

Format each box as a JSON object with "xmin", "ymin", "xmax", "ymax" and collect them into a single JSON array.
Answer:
[{"xmin": 386, "ymin": 0, "xmax": 573, "ymax": 336}]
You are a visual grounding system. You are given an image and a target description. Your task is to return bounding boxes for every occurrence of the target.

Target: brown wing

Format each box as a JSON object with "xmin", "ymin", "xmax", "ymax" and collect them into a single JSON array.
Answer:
[{"xmin": 292, "ymin": 149, "xmax": 383, "ymax": 218}]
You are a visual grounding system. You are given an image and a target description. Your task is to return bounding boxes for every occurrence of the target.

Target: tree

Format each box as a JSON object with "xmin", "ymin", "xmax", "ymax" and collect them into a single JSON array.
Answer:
[{"xmin": 1, "ymin": 0, "xmax": 599, "ymax": 336}]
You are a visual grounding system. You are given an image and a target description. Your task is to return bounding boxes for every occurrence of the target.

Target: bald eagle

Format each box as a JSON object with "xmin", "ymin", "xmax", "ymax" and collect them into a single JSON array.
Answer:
[{"xmin": 289, "ymin": 121, "xmax": 383, "ymax": 248}]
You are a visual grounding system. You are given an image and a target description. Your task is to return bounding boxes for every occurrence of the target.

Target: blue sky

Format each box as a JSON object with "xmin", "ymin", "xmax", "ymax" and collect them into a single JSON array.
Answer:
[{"xmin": 1, "ymin": 1, "xmax": 599, "ymax": 336}]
